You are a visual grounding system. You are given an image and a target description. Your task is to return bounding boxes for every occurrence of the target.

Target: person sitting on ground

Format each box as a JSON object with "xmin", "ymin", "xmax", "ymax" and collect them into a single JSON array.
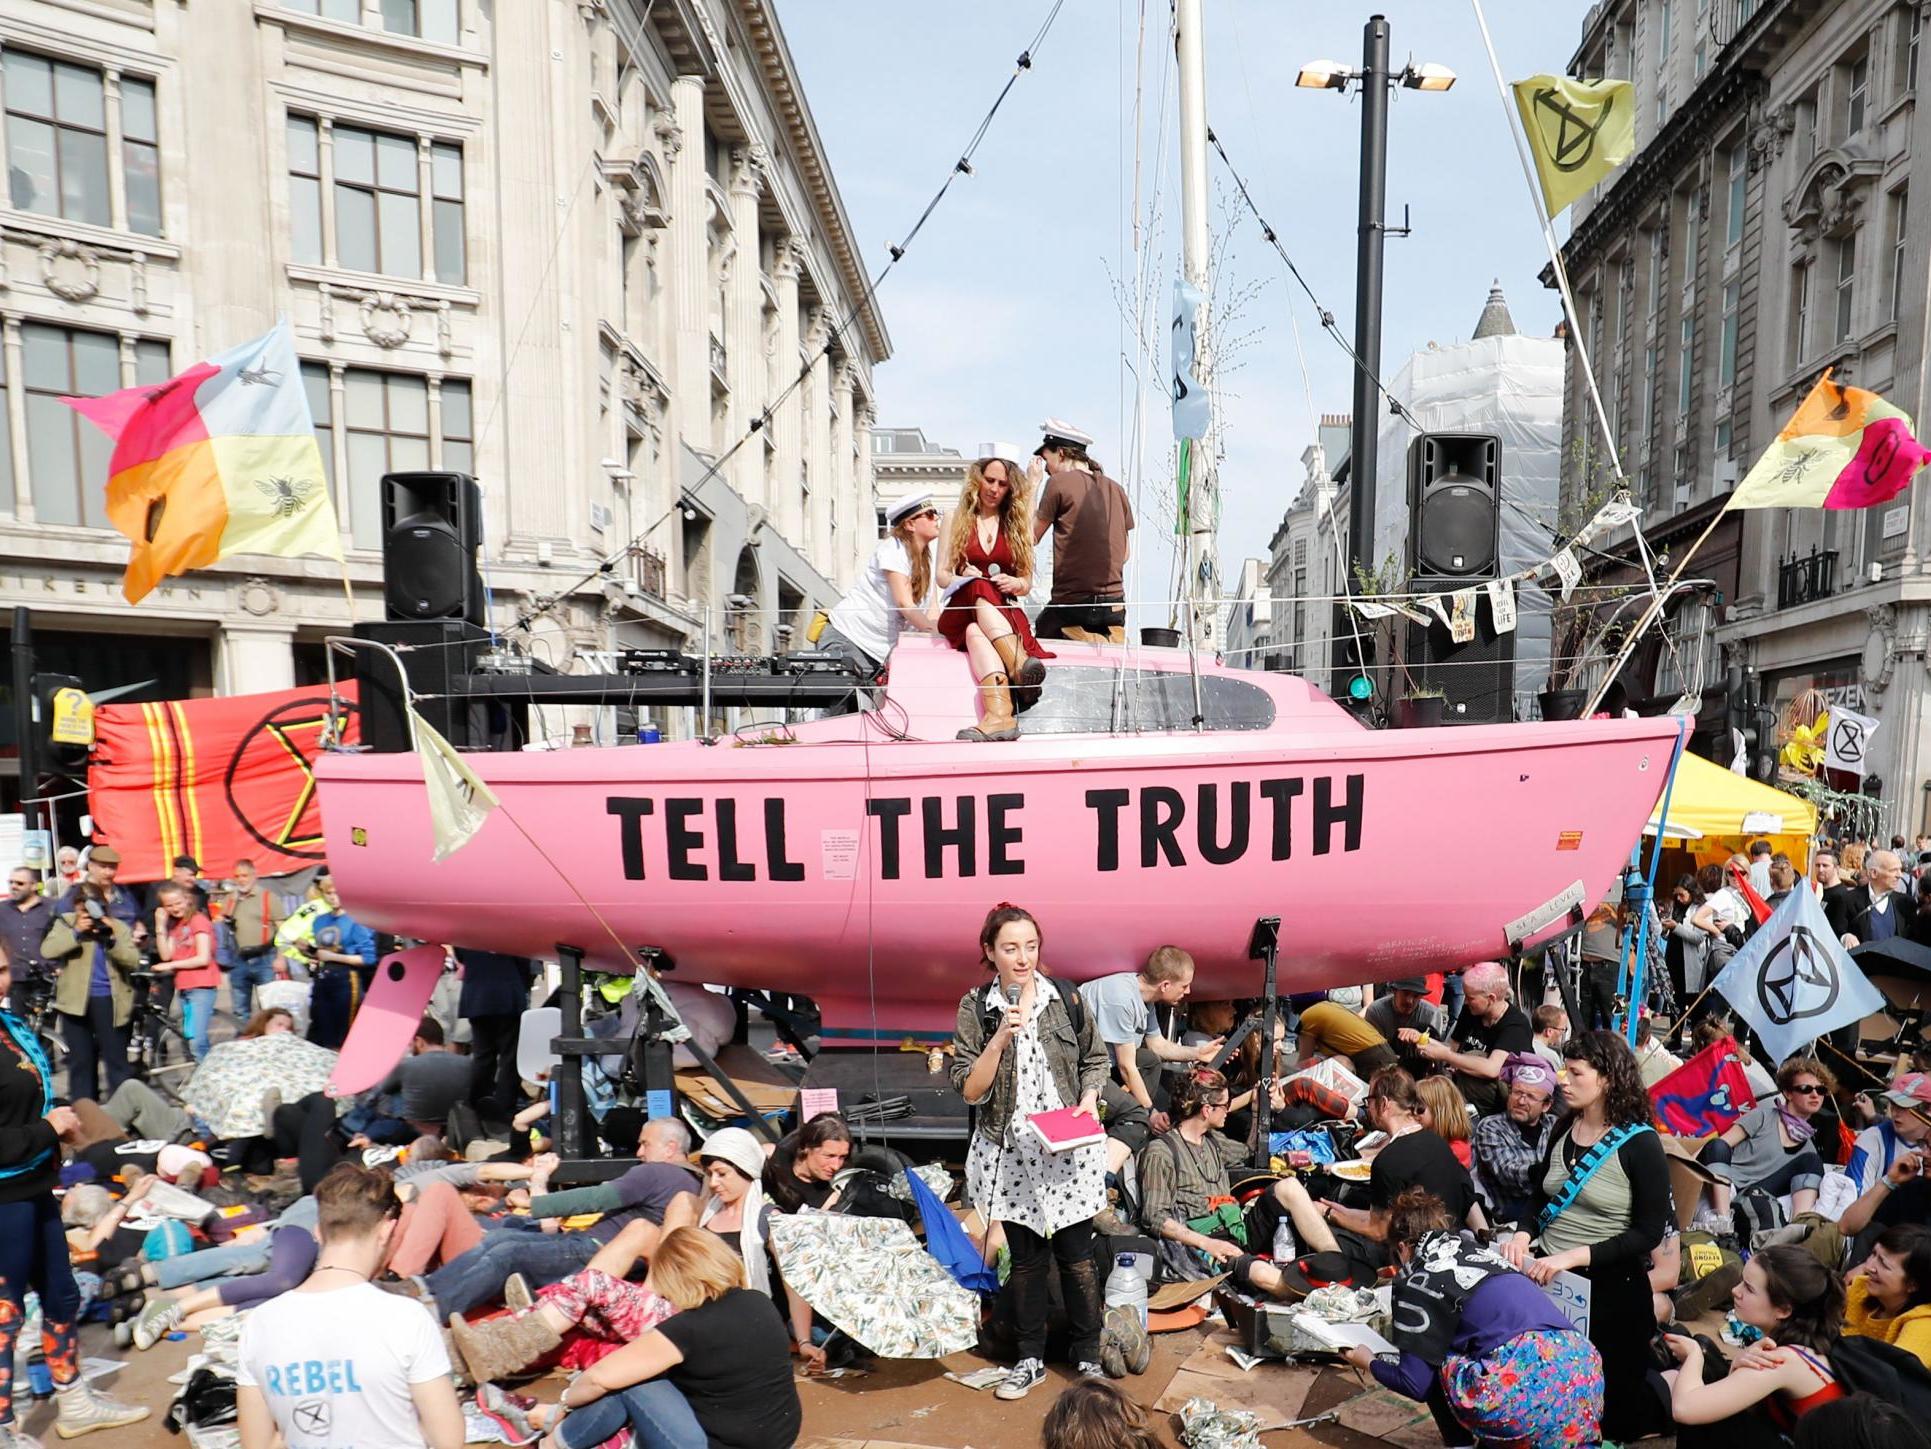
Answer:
[
  {"xmin": 1664, "ymin": 1246, "xmax": 1846, "ymax": 1441},
  {"xmin": 1134, "ymin": 1068, "xmax": 1305, "ymax": 1292},
  {"xmin": 761, "ymin": 1112, "xmax": 852, "ymax": 1214},
  {"xmin": 1039, "ymin": 1379, "xmax": 1162, "ymax": 1449},
  {"xmin": 820, "ymin": 491, "xmax": 944, "ymax": 679},
  {"xmin": 237, "ymin": 1163, "xmax": 464, "ymax": 1449},
  {"xmin": 1471, "ymin": 1055, "xmax": 1562, "ymax": 1226},
  {"xmin": 691, "ymin": 1125, "xmax": 822, "ymax": 1373},
  {"xmin": 520, "ymin": 1226, "xmax": 802, "ymax": 1449},
  {"xmin": 1700, "ymin": 1056, "xmax": 1835, "ymax": 1223},
  {"xmin": 1365, "ymin": 977, "xmax": 1444, "ymax": 1078},
  {"xmin": 1079, "ymin": 947, "xmax": 1221, "ymax": 1144},
  {"xmin": 356, "ymin": 1017, "xmax": 476, "ymax": 1139},
  {"xmin": 936, "ymin": 457, "xmax": 1051, "ymax": 711},
  {"xmin": 1415, "ymin": 1075, "xmax": 1474, "ymax": 1170},
  {"xmin": 1634, "ymin": 1010, "xmax": 1683, "ymax": 1088},
  {"xmin": 1342, "ymin": 1187, "xmax": 1604, "ymax": 1449},
  {"xmin": 1503, "ymin": 1029, "xmax": 1672, "ymax": 1444},
  {"xmin": 1294, "ymin": 998, "xmax": 1397, "ymax": 1079},
  {"xmin": 1848, "ymin": 1073, "xmax": 1931, "ymax": 1196},
  {"xmin": 1693, "ymin": 1014, "xmax": 1779, "ymax": 1101},
  {"xmin": 1408, "ymin": 962, "xmax": 1534, "ymax": 1115},
  {"xmin": 1844, "ymin": 1223, "xmax": 1931, "ymax": 1368},
  {"xmin": 1257, "ymin": 1068, "xmax": 1481, "ymax": 1295},
  {"xmin": 1530, "ymin": 1004, "xmax": 1569, "ymax": 1072},
  {"xmin": 421, "ymin": 1116, "xmax": 702, "ymax": 1322}
]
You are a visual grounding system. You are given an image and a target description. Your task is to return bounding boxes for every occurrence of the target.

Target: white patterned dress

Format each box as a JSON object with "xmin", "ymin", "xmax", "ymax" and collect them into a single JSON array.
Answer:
[{"xmin": 965, "ymin": 982, "xmax": 1106, "ymax": 1237}]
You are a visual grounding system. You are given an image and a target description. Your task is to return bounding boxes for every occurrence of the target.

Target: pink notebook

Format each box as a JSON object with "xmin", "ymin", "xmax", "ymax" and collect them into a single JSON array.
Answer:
[{"xmin": 1025, "ymin": 1107, "xmax": 1105, "ymax": 1152}]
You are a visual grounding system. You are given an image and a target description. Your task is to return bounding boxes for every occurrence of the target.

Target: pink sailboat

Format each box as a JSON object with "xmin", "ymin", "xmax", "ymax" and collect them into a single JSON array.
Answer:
[{"xmin": 316, "ymin": 639, "xmax": 1679, "ymax": 1041}]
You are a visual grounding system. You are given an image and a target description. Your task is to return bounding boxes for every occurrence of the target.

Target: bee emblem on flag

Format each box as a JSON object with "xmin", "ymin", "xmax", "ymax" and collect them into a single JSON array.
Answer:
[{"xmin": 255, "ymin": 476, "xmax": 319, "ymax": 519}]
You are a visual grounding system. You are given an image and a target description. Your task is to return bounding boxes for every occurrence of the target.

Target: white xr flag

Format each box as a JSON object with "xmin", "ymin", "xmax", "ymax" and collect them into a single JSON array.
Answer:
[
  {"xmin": 413, "ymin": 709, "xmax": 500, "ymax": 862},
  {"xmin": 1824, "ymin": 706, "xmax": 1879, "ymax": 778},
  {"xmin": 1709, "ymin": 884, "xmax": 1884, "ymax": 1064}
]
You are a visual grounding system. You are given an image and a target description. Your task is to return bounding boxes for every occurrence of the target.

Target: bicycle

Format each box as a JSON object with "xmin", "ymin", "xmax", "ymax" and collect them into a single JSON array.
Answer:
[{"xmin": 126, "ymin": 970, "xmax": 194, "ymax": 1099}]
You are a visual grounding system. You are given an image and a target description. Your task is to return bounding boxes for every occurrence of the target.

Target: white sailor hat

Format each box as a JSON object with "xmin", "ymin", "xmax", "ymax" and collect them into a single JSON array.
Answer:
[
  {"xmin": 886, "ymin": 491, "xmax": 938, "ymax": 526},
  {"xmin": 1035, "ymin": 418, "xmax": 1094, "ymax": 455}
]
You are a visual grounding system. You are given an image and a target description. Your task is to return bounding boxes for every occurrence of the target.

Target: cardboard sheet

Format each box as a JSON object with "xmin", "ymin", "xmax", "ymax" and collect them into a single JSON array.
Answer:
[{"xmin": 1151, "ymin": 1327, "xmax": 1321, "ymax": 1432}]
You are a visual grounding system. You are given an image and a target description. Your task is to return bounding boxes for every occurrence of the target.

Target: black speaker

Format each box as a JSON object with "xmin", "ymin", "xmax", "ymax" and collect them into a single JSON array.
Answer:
[
  {"xmin": 1403, "ymin": 578, "xmax": 1518, "ymax": 725},
  {"xmin": 382, "ymin": 471, "xmax": 485, "ymax": 624},
  {"xmin": 1407, "ymin": 433, "xmax": 1500, "ymax": 578},
  {"xmin": 353, "ymin": 619, "xmax": 491, "ymax": 752}
]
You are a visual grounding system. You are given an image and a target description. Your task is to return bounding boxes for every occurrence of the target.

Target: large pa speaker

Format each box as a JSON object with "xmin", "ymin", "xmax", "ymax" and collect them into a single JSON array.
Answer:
[
  {"xmin": 353, "ymin": 619, "xmax": 491, "ymax": 753},
  {"xmin": 1407, "ymin": 433, "xmax": 1501, "ymax": 578},
  {"xmin": 1402, "ymin": 577, "xmax": 1518, "ymax": 725},
  {"xmin": 382, "ymin": 471, "xmax": 485, "ymax": 624}
]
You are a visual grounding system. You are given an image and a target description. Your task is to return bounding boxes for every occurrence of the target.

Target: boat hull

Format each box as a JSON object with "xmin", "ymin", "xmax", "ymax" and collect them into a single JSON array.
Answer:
[{"xmin": 317, "ymin": 707, "xmax": 1679, "ymax": 1038}]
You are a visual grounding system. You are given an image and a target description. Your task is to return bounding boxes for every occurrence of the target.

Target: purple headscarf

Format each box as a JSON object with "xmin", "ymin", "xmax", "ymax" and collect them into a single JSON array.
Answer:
[{"xmin": 1500, "ymin": 1053, "xmax": 1556, "ymax": 1096}]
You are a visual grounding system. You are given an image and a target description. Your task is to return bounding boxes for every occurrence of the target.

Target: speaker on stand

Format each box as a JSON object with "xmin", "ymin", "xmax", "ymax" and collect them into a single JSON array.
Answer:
[{"xmin": 1401, "ymin": 433, "xmax": 1516, "ymax": 724}]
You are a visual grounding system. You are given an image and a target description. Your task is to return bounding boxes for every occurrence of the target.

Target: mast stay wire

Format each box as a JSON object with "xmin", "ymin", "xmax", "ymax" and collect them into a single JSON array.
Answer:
[{"xmin": 509, "ymin": 0, "xmax": 1072, "ymax": 639}]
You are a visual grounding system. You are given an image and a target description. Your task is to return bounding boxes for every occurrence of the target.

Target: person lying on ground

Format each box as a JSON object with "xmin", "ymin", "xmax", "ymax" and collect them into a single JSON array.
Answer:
[
  {"xmin": 237, "ymin": 1162, "xmax": 463, "ymax": 1449},
  {"xmin": 520, "ymin": 1226, "xmax": 802, "ymax": 1449},
  {"xmin": 417, "ymin": 1116, "xmax": 700, "ymax": 1321},
  {"xmin": 125, "ymin": 1194, "xmax": 322, "ymax": 1348}
]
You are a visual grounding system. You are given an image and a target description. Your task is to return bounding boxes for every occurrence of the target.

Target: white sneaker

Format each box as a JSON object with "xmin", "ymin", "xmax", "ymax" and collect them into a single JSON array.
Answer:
[
  {"xmin": 52, "ymin": 1380, "xmax": 149, "ymax": 1439},
  {"xmin": 994, "ymin": 1357, "xmax": 1046, "ymax": 1400}
]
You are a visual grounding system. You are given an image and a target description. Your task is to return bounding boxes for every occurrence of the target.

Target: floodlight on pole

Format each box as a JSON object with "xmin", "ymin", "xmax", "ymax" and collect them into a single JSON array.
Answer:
[
  {"xmin": 1296, "ymin": 60, "xmax": 1355, "ymax": 90},
  {"xmin": 1401, "ymin": 62, "xmax": 1457, "ymax": 91}
]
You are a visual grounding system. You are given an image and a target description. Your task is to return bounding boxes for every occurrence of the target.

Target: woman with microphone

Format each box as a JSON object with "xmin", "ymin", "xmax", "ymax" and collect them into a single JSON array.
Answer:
[{"xmin": 951, "ymin": 903, "xmax": 1108, "ymax": 1401}]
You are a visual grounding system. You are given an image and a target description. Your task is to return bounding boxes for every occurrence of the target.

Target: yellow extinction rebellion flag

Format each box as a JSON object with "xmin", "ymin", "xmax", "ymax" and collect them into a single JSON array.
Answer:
[{"xmin": 1512, "ymin": 76, "xmax": 1636, "ymax": 216}]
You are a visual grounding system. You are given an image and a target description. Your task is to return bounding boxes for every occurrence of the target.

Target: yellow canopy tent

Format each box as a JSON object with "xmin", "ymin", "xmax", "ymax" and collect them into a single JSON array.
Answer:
[{"xmin": 1644, "ymin": 749, "xmax": 1817, "ymax": 868}]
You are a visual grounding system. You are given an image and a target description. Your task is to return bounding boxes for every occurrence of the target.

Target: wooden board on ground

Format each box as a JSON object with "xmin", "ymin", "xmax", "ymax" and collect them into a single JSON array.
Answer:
[
  {"xmin": 1152, "ymin": 1325, "xmax": 1322, "ymax": 1431},
  {"xmin": 674, "ymin": 1043, "xmax": 800, "ymax": 1117}
]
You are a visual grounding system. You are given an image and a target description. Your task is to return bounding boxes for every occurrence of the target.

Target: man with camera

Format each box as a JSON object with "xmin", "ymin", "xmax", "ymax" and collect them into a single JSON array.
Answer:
[{"xmin": 41, "ymin": 882, "xmax": 142, "ymax": 1100}]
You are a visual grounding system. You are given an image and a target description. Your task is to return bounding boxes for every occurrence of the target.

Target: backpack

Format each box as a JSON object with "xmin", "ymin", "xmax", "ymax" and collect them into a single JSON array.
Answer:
[{"xmin": 1830, "ymin": 1334, "xmax": 1931, "ymax": 1419}]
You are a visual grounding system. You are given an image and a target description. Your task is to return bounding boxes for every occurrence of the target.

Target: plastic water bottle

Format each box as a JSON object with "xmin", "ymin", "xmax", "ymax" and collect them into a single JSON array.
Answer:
[
  {"xmin": 1273, "ymin": 1218, "xmax": 1296, "ymax": 1264},
  {"xmin": 1105, "ymin": 1253, "xmax": 1148, "ymax": 1329}
]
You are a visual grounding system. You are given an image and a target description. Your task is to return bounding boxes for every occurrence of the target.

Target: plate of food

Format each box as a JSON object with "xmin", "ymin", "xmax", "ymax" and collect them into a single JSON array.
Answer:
[{"xmin": 1329, "ymin": 1159, "xmax": 1373, "ymax": 1183}]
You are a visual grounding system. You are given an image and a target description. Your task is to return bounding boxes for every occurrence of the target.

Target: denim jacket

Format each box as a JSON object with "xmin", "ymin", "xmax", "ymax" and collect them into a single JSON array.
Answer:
[{"xmin": 951, "ymin": 978, "xmax": 1107, "ymax": 1145}]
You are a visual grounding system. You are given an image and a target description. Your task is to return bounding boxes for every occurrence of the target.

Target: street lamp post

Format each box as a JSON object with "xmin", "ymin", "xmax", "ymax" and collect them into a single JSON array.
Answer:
[{"xmin": 1299, "ymin": 19, "xmax": 1453, "ymax": 704}]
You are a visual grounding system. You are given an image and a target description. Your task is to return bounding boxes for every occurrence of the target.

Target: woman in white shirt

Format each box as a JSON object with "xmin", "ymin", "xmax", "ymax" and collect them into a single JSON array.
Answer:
[{"xmin": 821, "ymin": 493, "xmax": 943, "ymax": 675}]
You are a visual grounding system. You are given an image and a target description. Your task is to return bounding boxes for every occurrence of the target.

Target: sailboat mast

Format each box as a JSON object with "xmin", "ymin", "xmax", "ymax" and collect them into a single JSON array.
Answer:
[{"xmin": 1174, "ymin": 0, "xmax": 1218, "ymax": 652}]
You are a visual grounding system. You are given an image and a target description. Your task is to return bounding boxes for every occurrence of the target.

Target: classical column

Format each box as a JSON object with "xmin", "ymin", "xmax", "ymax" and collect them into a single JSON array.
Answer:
[
  {"xmin": 102, "ymin": 68, "xmax": 128, "ymax": 233},
  {"xmin": 771, "ymin": 237, "xmax": 805, "ymax": 548},
  {"xmin": 830, "ymin": 359, "xmax": 853, "ymax": 580},
  {"xmin": 417, "ymin": 135, "xmax": 437, "ymax": 282},
  {"xmin": 668, "ymin": 78, "xmax": 709, "ymax": 462},
  {"xmin": 802, "ymin": 309, "xmax": 831, "ymax": 568},
  {"xmin": 2, "ymin": 320, "xmax": 30, "ymax": 520},
  {"xmin": 218, "ymin": 627, "xmax": 297, "ymax": 695},
  {"xmin": 318, "ymin": 119, "xmax": 339, "ymax": 270},
  {"xmin": 727, "ymin": 145, "xmax": 765, "ymax": 511},
  {"xmin": 854, "ymin": 399, "xmax": 877, "ymax": 591}
]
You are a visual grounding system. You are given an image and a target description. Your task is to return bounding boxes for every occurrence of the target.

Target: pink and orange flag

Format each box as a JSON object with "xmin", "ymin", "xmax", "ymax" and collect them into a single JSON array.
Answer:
[
  {"xmin": 62, "ymin": 321, "xmax": 342, "ymax": 603},
  {"xmin": 1729, "ymin": 369, "xmax": 1931, "ymax": 511}
]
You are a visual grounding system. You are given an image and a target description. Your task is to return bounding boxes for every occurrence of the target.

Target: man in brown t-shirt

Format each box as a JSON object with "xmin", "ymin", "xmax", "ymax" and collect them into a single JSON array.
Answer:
[{"xmin": 1029, "ymin": 419, "xmax": 1134, "ymax": 643}]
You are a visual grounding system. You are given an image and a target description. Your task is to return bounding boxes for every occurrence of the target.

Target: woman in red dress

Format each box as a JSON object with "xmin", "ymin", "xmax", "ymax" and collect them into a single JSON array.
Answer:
[{"xmin": 938, "ymin": 458, "xmax": 1052, "ymax": 737}]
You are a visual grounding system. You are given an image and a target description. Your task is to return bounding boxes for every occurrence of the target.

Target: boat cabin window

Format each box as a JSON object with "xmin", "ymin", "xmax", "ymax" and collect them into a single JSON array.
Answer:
[{"xmin": 1017, "ymin": 667, "xmax": 1276, "ymax": 735}]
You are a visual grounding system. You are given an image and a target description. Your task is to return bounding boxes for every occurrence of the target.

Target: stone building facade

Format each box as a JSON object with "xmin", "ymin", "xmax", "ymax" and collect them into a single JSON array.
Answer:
[{"xmin": 0, "ymin": 0, "xmax": 885, "ymax": 780}]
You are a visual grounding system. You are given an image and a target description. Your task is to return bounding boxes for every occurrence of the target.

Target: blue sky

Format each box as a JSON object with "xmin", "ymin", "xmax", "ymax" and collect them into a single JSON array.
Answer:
[{"xmin": 779, "ymin": 1, "xmax": 1584, "ymax": 616}]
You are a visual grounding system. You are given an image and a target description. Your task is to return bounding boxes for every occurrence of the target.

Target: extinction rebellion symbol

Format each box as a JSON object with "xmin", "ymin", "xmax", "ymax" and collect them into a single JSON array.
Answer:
[
  {"xmin": 1529, "ymin": 86, "xmax": 1619, "ymax": 173},
  {"xmin": 1757, "ymin": 925, "xmax": 1842, "ymax": 1027},
  {"xmin": 1831, "ymin": 715, "xmax": 1868, "ymax": 767}
]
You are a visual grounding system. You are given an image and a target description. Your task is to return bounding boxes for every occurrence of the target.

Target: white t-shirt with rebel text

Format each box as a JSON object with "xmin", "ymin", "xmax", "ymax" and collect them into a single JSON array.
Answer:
[{"xmin": 237, "ymin": 1281, "xmax": 450, "ymax": 1449}]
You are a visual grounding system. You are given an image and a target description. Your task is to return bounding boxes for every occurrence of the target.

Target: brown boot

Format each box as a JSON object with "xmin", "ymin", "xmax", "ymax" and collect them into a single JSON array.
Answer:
[
  {"xmin": 957, "ymin": 672, "xmax": 1020, "ymax": 741},
  {"xmin": 448, "ymin": 1310, "xmax": 562, "ymax": 1385},
  {"xmin": 991, "ymin": 632, "xmax": 1046, "ymax": 691}
]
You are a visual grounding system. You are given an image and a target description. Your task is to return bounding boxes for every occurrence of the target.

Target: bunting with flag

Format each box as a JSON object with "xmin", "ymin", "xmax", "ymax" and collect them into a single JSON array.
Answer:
[
  {"xmin": 1511, "ymin": 76, "xmax": 1636, "ymax": 215},
  {"xmin": 1729, "ymin": 371, "xmax": 1931, "ymax": 510},
  {"xmin": 413, "ymin": 709, "xmax": 499, "ymax": 862},
  {"xmin": 62, "ymin": 321, "xmax": 341, "ymax": 603}
]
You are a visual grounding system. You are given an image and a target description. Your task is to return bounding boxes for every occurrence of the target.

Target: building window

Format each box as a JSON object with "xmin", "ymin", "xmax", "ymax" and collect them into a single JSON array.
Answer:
[
  {"xmin": 1658, "ymin": 0, "xmax": 1672, "ymax": 57},
  {"xmin": 1648, "ymin": 228, "xmax": 1666, "ymax": 320},
  {"xmin": 1836, "ymin": 232, "xmax": 1857, "ymax": 342},
  {"xmin": 1725, "ymin": 145, "xmax": 1747, "ymax": 250},
  {"xmin": 1848, "ymin": 54, "xmax": 1870, "ymax": 137},
  {"xmin": 1643, "ymin": 344, "xmax": 1658, "ymax": 440},
  {"xmin": 1791, "ymin": 259, "xmax": 1811, "ymax": 363},
  {"xmin": 295, "ymin": 119, "xmax": 466, "ymax": 283},
  {"xmin": 288, "ymin": 116, "xmax": 323, "ymax": 266},
  {"xmin": 441, "ymin": 378, "xmax": 473, "ymax": 474},
  {"xmin": 21, "ymin": 325, "xmax": 166, "ymax": 528},
  {"xmin": 122, "ymin": 77, "xmax": 161, "ymax": 237},
  {"xmin": 285, "ymin": 0, "xmax": 361, "ymax": 19},
  {"xmin": 1715, "ymin": 418, "xmax": 1732, "ymax": 463},
  {"xmin": 1719, "ymin": 280, "xmax": 1740, "ymax": 387},
  {"xmin": 4, "ymin": 52, "xmax": 110, "ymax": 228},
  {"xmin": 1694, "ymin": 39, "xmax": 1706, "ymax": 77},
  {"xmin": 1678, "ymin": 313, "xmax": 1694, "ymax": 413},
  {"xmin": 344, "ymin": 370, "xmax": 429, "ymax": 550},
  {"xmin": 1797, "ymin": 90, "xmax": 1818, "ymax": 161},
  {"xmin": 380, "ymin": 0, "xmax": 460, "ymax": 45},
  {"xmin": 1891, "ymin": 188, "xmax": 1909, "ymax": 322},
  {"xmin": 1903, "ymin": 6, "xmax": 1923, "ymax": 94},
  {"xmin": 300, "ymin": 362, "xmax": 336, "ymax": 500}
]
